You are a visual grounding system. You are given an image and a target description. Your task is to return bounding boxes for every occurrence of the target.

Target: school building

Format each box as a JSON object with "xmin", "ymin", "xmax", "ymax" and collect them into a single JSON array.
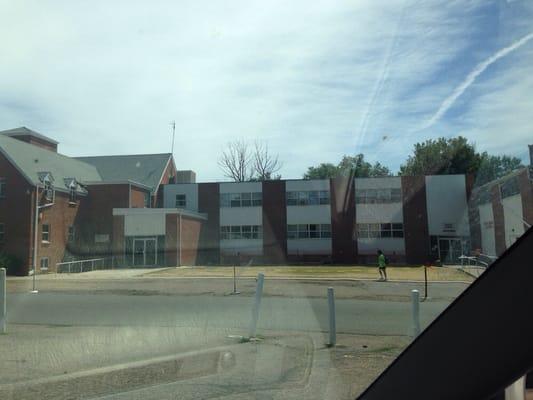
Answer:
[{"xmin": 0, "ymin": 126, "xmax": 531, "ymax": 274}]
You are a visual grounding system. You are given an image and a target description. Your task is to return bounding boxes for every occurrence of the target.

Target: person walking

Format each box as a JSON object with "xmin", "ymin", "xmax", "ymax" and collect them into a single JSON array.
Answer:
[{"xmin": 377, "ymin": 249, "xmax": 388, "ymax": 281}]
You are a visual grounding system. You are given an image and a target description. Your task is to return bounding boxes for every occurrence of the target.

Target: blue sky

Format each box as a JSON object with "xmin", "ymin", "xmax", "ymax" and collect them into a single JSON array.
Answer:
[{"xmin": 1, "ymin": 0, "xmax": 532, "ymax": 181}]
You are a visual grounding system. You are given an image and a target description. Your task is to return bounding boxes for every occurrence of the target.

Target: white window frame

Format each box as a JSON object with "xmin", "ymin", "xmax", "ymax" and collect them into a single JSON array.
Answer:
[
  {"xmin": 220, "ymin": 192, "xmax": 262, "ymax": 208},
  {"xmin": 220, "ymin": 225, "xmax": 263, "ymax": 240},
  {"xmin": 355, "ymin": 188, "xmax": 402, "ymax": 204},
  {"xmin": 175, "ymin": 194, "xmax": 186, "ymax": 208},
  {"xmin": 356, "ymin": 223, "xmax": 404, "ymax": 238},
  {"xmin": 40, "ymin": 257, "xmax": 49, "ymax": 271},
  {"xmin": 42, "ymin": 224, "xmax": 50, "ymax": 242},
  {"xmin": 286, "ymin": 190, "xmax": 330, "ymax": 206},
  {"xmin": 287, "ymin": 224, "xmax": 331, "ymax": 239}
]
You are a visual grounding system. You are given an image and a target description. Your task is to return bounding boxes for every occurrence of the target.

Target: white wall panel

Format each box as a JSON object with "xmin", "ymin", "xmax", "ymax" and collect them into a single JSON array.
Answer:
[
  {"xmin": 125, "ymin": 213, "xmax": 165, "ymax": 236},
  {"xmin": 285, "ymin": 179, "xmax": 330, "ymax": 191},
  {"xmin": 357, "ymin": 238, "xmax": 405, "ymax": 255},
  {"xmin": 286, "ymin": 205, "xmax": 331, "ymax": 224},
  {"xmin": 425, "ymin": 175, "xmax": 470, "ymax": 236},
  {"xmin": 220, "ymin": 239, "xmax": 263, "ymax": 256},
  {"xmin": 287, "ymin": 239, "xmax": 332, "ymax": 255},
  {"xmin": 163, "ymin": 184, "xmax": 198, "ymax": 211},
  {"xmin": 356, "ymin": 203, "xmax": 403, "ymax": 223},
  {"xmin": 220, "ymin": 182, "xmax": 262, "ymax": 193},
  {"xmin": 355, "ymin": 177, "xmax": 402, "ymax": 189},
  {"xmin": 220, "ymin": 207, "xmax": 263, "ymax": 226},
  {"xmin": 502, "ymin": 194, "xmax": 525, "ymax": 248},
  {"xmin": 478, "ymin": 203, "xmax": 496, "ymax": 256}
]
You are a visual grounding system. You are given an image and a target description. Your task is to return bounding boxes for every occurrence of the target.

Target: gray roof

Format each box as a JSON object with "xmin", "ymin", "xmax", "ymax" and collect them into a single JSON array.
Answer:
[
  {"xmin": 0, "ymin": 135, "xmax": 101, "ymax": 194},
  {"xmin": 0, "ymin": 126, "xmax": 59, "ymax": 145},
  {"xmin": 75, "ymin": 154, "xmax": 172, "ymax": 192}
]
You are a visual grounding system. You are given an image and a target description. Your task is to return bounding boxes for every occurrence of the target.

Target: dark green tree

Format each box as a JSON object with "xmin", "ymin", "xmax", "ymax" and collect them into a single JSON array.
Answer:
[
  {"xmin": 303, "ymin": 154, "xmax": 391, "ymax": 179},
  {"xmin": 476, "ymin": 153, "xmax": 523, "ymax": 186},
  {"xmin": 399, "ymin": 136, "xmax": 481, "ymax": 176}
]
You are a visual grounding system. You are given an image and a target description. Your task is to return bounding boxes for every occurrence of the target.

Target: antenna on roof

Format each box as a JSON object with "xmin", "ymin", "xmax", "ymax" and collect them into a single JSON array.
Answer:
[{"xmin": 170, "ymin": 120, "xmax": 176, "ymax": 156}]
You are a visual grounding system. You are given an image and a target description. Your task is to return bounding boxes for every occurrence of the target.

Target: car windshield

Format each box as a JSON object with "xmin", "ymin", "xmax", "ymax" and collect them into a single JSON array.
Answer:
[{"xmin": 0, "ymin": 1, "xmax": 532, "ymax": 399}]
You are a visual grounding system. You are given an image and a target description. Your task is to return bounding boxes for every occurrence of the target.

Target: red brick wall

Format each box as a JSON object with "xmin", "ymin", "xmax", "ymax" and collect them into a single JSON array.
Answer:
[
  {"xmin": 73, "ymin": 184, "xmax": 130, "ymax": 257},
  {"xmin": 197, "ymin": 183, "xmax": 220, "ymax": 264},
  {"xmin": 38, "ymin": 191, "xmax": 84, "ymax": 272},
  {"xmin": 331, "ymin": 177, "xmax": 356, "ymax": 264},
  {"xmin": 262, "ymin": 180, "xmax": 287, "ymax": 264},
  {"xmin": 180, "ymin": 216, "xmax": 202, "ymax": 265},
  {"xmin": 165, "ymin": 214, "xmax": 178, "ymax": 266},
  {"xmin": 0, "ymin": 153, "xmax": 34, "ymax": 275},
  {"xmin": 130, "ymin": 185, "xmax": 149, "ymax": 208},
  {"xmin": 490, "ymin": 185, "xmax": 506, "ymax": 256},
  {"xmin": 401, "ymin": 176, "xmax": 430, "ymax": 265},
  {"xmin": 11, "ymin": 135, "xmax": 57, "ymax": 152}
]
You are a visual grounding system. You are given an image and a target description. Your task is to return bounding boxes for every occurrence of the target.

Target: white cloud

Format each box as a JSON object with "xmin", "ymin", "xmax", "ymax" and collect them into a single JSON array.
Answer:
[{"xmin": 0, "ymin": 0, "xmax": 531, "ymax": 180}]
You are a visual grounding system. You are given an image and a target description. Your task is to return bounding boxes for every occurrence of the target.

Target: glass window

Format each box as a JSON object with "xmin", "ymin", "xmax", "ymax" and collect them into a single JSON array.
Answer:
[
  {"xmin": 287, "ymin": 224, "xmax": 297, "ymax": 239},
  {"xmin": 241, "ymin": 193, "xmax": 252, "ymax": 207},
  {"xmin": 40, "ymin": 257, "xmax": 49, "ymax": 270},
  {"xmin": 175, "ymin": 194, "xmax": 186, "ymax": 208},
  {"xmin": 67, "ymin": 226, "xmax": 75, "ymax": 243},
  {"xmin": 391, "ymin": 188, "xmax": 402, "ymax": 202},
  {"xmin": 286, "ymin": 191, "xmax": 298, "ymax": 206},
  {"xmin": 252, "ymin": 225, "xmax": 262, "ymax": 239},
  {"xmin": 220, "ymin": 193, "xmax": 230, "ymax": 207},
  {"xmin": 230, "ymin": 193, "xmax": 241, "ymax": 207},
  {"xmin": 42, "ymin": 224, "xmax": 50, "ymax": 242},
  {"xmin": 297, "ymin": 224, "xmax": 309, "ymax": 238},
  {"xmin": 252, "ymin": 192, "xmax": 262, "ymax": 206},
  {"xmin": 230, "ymin": 225, "xmax": 241, "ymax": 239},
  {"xmin": 0, "ymin": 178, "xmax": 5, "ymax": 198},
  {"xmin": 0, "ymin": 223, "xmax": 4, "ymax": 242},
  {"xmin": 308, "ymin": 191, "xmax": 319, "ymax": 205},
  {"xmin": 297, "ymin": 191, "xmax": 308, "ymax": 206},
  {"xmin": 309, "ymin": 224, "xmax": 320, "ymax": 238},
  {"xmin": 69, "ymin": 186, "xmax": 76, "ymax": 204},
  {"xmin": 320, "ymin": 224, "xmax": 331, "ymax": 238},
  {"xmin": 242, "ymin": 225, "xmax": 252, "ymax": 238},
  {"xmin": 220, "ymin": 226, "xmax": 230, "ymax": 240},
  {"xmin": 319, "ymin": 190, "xmax": 330, "ymax": 204}
]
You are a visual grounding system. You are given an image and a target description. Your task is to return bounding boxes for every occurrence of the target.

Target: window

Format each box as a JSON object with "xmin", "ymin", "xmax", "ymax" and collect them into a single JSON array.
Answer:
[
  {"xmin": 42, "ymin": 224, "xmax": 50, "ymax": 242},
  {"xmin": 144, "ymin": 192, "xmax": 151, "ymax": 208},
  {"xmin": 0, "ymin": 178, "xmax": 5, "ymax": 198},
  {"xmin": 287, "ymin": 224, "xmax": 331, "ymax": 239},
  {"xmin": 286, "ymin": 190, "xmax": 330, "ymax": 206},
  {"xmin": 175, "ymin": 194, "xmax": 186, "ymax": 208},
  {"xmin": 220, "ymin": 192, "xmax": 262, "ymax": 207},
  {"xmin": 40, "ymin": 257, "xmax": 49, "ymax": 271},
  {"xmin": 500, "ymin": 176, "xmax": 520, "ymax": 199},
  {"xmin": 355, "ymin": 188, "xmax": 402, "ymax": 204},
  {"xmin": 67, "ymin": 226, "xmax": 75, "ymax": 243},
  {"xmin": 95, "ymin": 234, "xmax": 110, "ymax": 243},
  {"xmin": 220, "ymin": 225, "xmax": 262, "ymax": 239},
  {"xmin": 0, "ymin": 223, "xmax": 4, "ymax": 242},
  {"xmin": 357, "ymin": 223, "xmax": 404, "ymax": 238},
  {"xmin": 69, "ymin": 186, "xmax": 76, "ymax": 203},
  {"xmin": 44, "ymin": 181, "xmax": 54, "ymax": 203}
]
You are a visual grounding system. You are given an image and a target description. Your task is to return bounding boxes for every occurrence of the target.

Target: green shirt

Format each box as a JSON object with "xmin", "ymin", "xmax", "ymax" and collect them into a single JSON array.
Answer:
[{"xmin": 378, "ymin": 254, "xmax": 386, "ymax": 268}]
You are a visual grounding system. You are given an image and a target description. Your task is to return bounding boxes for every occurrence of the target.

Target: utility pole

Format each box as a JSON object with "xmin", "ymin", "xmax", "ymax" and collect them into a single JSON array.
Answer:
[{"xmin": 170, "ymin": 120, "xmax": 176, "ymax": 156}]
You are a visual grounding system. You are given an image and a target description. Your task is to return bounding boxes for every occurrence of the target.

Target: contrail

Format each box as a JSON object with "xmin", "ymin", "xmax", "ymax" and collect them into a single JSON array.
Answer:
[{"xmin": 422, "ymin": 32, "xmax": 533, "ymax": 130}]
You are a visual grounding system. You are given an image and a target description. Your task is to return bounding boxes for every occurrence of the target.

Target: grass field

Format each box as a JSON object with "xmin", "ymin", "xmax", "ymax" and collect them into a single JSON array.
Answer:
[{"xmin": 146, "ymin": 265, "xmax": 472, "ymax": 282}]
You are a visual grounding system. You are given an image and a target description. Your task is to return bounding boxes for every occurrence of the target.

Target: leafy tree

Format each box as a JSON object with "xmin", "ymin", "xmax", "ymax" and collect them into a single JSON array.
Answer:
[
  {"xmin": 303, "ymin": 163, "xmax": 339, "ymax": 179},
  {"xmin": 303, "ymin": 154, "xmax": 391, "ymax": 179},
  {"xmin": 476, "ymin": 153, "xmax": 523, "ymax": 186},
  {"xmin": 399, "ymin": 137, "xmax": 481, "ymax": 176}
]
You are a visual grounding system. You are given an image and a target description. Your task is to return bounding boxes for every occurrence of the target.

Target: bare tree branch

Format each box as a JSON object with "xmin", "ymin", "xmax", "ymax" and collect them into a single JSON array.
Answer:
[
  {"xmin": 253, "ymin": 141, "xmax": 282, "ymax": 180},
  {"xmin": 218, "ymin": 140, "xmax": 254, "ymax": 182}
]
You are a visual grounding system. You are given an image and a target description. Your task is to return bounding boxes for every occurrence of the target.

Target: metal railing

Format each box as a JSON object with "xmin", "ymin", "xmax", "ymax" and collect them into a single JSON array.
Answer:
[{"xmin": 56, "ymin": 257, "xmax": 115, "ymax": 274}]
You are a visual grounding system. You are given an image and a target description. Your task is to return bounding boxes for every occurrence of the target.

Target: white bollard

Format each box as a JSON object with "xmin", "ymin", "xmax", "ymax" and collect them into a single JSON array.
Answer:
[
  {"xmin": 327, "ymin": 287, "xmax": 336, "ymax": 346},
  {"xmin": 248, "ymin": 273, "xmax": 265, "ymax": 339},
  {"xmin": 411, "ymin": 289, "xmax": 421, "ymax": 337},
  {"xmin": 505, "ymin": 375, "xmax": 525, "ymax": 400},
  {"xmin": 0, "ymin": 268, "xmax": 6, "ymax": 333}
]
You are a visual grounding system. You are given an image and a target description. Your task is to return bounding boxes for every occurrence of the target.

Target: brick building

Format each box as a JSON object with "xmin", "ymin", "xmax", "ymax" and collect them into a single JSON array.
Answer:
[
  {"xmin": 0, "ymin": 127, "xmax": 200, "ymax": 275},
  {"xmin": 163, "ymin": 174, "xmax": 474, "ymax": 265}
]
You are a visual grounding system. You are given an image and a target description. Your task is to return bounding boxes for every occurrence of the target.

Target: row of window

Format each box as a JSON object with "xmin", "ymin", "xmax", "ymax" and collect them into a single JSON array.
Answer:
[
  {"xmin": 220, "ymin": 192, "xmax": 262, "ymax": 208},
  {"xmin": 355, "ymin": 188, "xmax": 402, "ymax": 204},
  {"xmin": 356, "ymin": 223, "xmax": 404, "ymax": 238},
  {"xmin": 286, "ymin": 191, "xmax": 330, "ymax": 206},
  {"xmin": 220, "ymin": 225, "xmax": 263, "ymax": 240},
  {"xmin": 287, "ymin": 224, "xmax": 331, "ymax": 239}
]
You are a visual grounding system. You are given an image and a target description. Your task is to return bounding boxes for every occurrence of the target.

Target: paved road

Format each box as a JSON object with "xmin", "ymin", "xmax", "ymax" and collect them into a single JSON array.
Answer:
[{"xmin": 6, "ymin": 293, "xmax": 450, "ymax": 335}]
